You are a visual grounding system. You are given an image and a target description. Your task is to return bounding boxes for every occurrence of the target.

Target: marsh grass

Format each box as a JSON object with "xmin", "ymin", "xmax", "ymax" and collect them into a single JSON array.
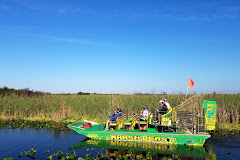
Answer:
[
  {"xmin": 204, "ymin": 94, "xmax": 240, "ymax": 124},
  {"xmin": 0, "ymin": 94, "xmax": 239, "ymax": 124},
  {"xmin": 0, "ymin": 94, "xmax": 185, "ymax": 122},
  {"xmin": 0, "ymin": 118, "xmax": 71, "ymax": 131}
]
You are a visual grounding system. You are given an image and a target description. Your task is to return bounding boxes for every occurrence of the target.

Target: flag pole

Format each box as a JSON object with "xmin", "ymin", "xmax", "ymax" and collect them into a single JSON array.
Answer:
[
  {"xmin": 185, "ymin": 86, "xmax": 189, "ymax": 100},
  {"xmin": 186, "ymin": 78, "xmax": 194, "ymax": 100}
]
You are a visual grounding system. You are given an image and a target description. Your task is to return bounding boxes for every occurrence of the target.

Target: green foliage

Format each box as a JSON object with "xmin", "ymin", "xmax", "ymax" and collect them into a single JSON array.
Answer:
[
  {"xmin": 204, "ymin": 94, "xmax": 240, "ymax": 123},
  {"xmin": 146, "ymin": 151, "xmax": 151, "ymax": 159},
  {"xmin": 56, "ymin": 150, "xmax": 64, "ymax": 159},
  {"xmin": 47, "ymin": 154, "xmax": 55, "ymax": 160},
  {"xmin": 21, "ymin": 148, "xmax": 37, "ymax": 159},
  {"xmin": 162, "ymin": 156, "xmax": 169, "ymax": 160},
  {"xmin": 205, "ymin": 149, "xmax": 217, "ymax": 160},
  {"xmin": 0, "ymin": 86, "xmax": 46, "ymax": 97},
  {"xmin": 0, "ymin": 93, "xmax": 239, "ymax": 125},
  {"xmin": 3, "ymin": 157, "xmax": 13, "ymax": 160},
  {"xmin": 5, "ymin": 147, "xmax": 189, "ymax": 160},
  {"xmin": 136, "ymin": 154, "xmax": 142, "ymax": 160},
  {"xmin": 0, "ymin": 118, "xmax": 70, "ymax": 131},
  {"xmin": 77, "ymin": 92, "xmax": 90, "ymax": 95}
]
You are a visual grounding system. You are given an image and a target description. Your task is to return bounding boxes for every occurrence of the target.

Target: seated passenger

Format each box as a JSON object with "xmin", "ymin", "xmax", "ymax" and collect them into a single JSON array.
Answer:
[
  {"xmin": 104, "ymin": 108, "xmax": 121, "ymax": 131},
  {"xmin": 140, "ymin": 106, "xmax": 149, "ymax": 121},
  {"xmin": 156, "ymin": 100, "xmax": 167, "ymax": 124},
  {"xmin": 137, "ymin": 106, "xmax": 149, "ymax": 131}
]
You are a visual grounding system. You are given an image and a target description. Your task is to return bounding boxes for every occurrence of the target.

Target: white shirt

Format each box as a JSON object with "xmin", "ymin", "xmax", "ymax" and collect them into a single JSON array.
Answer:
[
  {"xmin": 142, "ymin": 110, "xmax": 149, "ymax": 117},
  {"xmin": 164, "ymin": 102, "xmax": 170, "ymax": 109},
  {"xmin": 141, "ymin": 110, "xmax": 149, "ymax": 120}
]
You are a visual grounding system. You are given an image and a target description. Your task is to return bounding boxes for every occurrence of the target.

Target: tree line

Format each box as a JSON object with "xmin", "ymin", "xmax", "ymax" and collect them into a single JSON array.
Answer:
[{"xmin": 0, "ymin": 86, "xmax": 47, "ymax": 97}]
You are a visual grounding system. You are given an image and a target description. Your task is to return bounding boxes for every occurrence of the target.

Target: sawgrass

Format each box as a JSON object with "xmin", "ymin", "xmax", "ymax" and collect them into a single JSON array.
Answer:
[
  {"xmin": 0, "ymin": 94, "xmax": 239, "ymax": 124},
  {"xmin": 204, "ymin": 94, "xmax": 240, "ymax": 124},
  {"xmin": 0, "ymin": 94, "xmax": 185, "ymax": 122}
]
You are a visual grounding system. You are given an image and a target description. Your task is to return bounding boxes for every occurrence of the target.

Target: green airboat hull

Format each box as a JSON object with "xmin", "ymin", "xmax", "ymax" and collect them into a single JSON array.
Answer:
[{"xmin": 68, "ymin": 121, "xmax": 210, "ymax": 146}]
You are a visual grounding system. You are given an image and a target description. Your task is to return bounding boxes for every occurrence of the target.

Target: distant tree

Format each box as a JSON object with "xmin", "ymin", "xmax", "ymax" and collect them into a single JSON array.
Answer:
[
  {"xmin": 77, "ymin": 92, "xmax": 83, "ymax": 95},
  {"xmin": 0, "ymin": 86, "xmax": 46, "ymax": 97},
  {"xmin": 77, "ymin": 91, "xmax": 90, "ymax": 95}
]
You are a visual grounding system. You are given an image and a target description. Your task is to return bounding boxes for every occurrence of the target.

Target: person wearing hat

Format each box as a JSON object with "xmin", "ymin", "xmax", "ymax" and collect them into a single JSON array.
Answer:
[
  {"xmin": 104, "ymin": 108, "xmax": 121, "ymax": 131},
  {"xmin": 140, "ymin": 106, "xmax": 149, "ymax": 121},
  {"xmin": 156, "ymin": 100, "xmax": 168, "ymax": 124},
  {"xmin": 136, "ymin": 106, "xmax": 149, "ymax": 131}
]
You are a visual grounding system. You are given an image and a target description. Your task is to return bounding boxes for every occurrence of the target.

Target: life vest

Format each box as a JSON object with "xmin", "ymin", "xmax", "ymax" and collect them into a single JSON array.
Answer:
[{"xmin": 83, "ymin": 123, "xmax": 92, "ymax": 128}]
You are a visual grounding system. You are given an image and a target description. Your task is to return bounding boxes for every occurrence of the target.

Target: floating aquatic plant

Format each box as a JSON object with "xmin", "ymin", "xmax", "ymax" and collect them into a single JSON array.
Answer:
[{"xmin": 3, "ymin": 157, "xmax": 13, "ymax": 160}]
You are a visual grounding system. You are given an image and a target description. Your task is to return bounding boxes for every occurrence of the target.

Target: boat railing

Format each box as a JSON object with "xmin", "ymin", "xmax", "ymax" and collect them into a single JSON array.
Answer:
[{"xmin": 175, "ymin": 95, "xmax": 206, "ymax": 134}]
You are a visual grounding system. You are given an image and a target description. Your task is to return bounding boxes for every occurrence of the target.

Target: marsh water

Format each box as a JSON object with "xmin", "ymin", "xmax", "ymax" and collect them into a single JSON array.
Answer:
[{"xmin": 0, "ymin": 127, "xmax": 239, "ymax": 160}]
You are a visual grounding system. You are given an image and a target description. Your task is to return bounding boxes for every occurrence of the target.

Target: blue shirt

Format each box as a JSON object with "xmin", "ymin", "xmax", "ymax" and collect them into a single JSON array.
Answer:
[{"xmin": 110, "ymin": 112, "xmax": 121, "ymax": 121}]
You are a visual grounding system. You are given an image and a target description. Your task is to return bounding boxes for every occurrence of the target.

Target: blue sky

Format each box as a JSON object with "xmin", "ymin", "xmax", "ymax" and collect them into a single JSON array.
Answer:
[{"xmin": 0, "ymin": 0, "xmax": 240, "ymax": 94}]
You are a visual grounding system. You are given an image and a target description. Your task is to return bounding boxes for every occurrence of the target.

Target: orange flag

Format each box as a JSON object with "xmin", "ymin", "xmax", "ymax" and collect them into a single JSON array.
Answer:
[{"xmin": 187, "ymin": 78, "xmax": 194, "ymax": 88}]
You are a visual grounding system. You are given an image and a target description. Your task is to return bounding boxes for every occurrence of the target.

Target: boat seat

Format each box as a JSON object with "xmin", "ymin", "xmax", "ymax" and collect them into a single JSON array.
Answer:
[
  {"xmin": 110, "ymin": 114, "xmax": 126, "ymax": 130},
  {"xmin": 161, "ymin": 107, "xmax": 172, "ymax": 118},
  {"xmin": 139, "ymin": 114, "xmax": 153, "ymax": 130},
  {"xmin": 161, "ymin": 107, "xmax": 172, "ymax": 126},
  {"xmin": 124, "ymin": 119, "xmax": 132, "ymax": 125},
  {"xmin": 124, "ymin": 113, "xmax": 139, "ymax": 131},
  {"xmin": 139, "ymin": 114, "xmax": 153, "ymax": 124},
  {"xmin": 139, "ymin": 120, "xmax": 147, "ymax": 125}
]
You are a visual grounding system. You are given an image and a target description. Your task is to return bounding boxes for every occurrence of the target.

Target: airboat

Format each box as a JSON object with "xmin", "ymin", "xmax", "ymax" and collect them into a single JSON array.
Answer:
[{"xmin": 68, "ymin": 95, "xmax": 217, "ymax": 146}]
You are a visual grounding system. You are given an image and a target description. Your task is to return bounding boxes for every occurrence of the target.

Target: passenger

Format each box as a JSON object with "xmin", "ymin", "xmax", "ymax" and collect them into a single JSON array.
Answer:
[
  {"xmin": 137, "ymin": 106, "xmax": 149, "ymax": 131},
  {"xmin": 140, "ymin": 106, "xmax": 149, "ymax": 121},
  {"xmin": 156, "ymin": 100, "xmax": 167, "ymax": 124},
  {"xmin": 118, "ymin": 108, "xmax": 124, "ymax": 116},
  {"xmin": 163, "ymin": 98, "xmax": 170, "ymax": 110},
  {"xmin": 104, "ymin": 108, "xmax": 121, "ymax": 131}
]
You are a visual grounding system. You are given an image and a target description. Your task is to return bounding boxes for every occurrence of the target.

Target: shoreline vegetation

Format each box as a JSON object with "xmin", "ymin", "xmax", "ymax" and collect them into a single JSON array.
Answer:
[
  {"xmin": 0, "ymin": 87, "xmax": 239, "ymax": 133},
  {"xmin": 2, "ymin": 147, "xmax": 217, "ymax": 160}
]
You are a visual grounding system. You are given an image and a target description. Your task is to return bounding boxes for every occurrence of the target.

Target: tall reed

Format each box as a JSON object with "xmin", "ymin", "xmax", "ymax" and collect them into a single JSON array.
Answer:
[{"xmin": 0, "ymin": 94, "xmax": 239, "ymax": 124}]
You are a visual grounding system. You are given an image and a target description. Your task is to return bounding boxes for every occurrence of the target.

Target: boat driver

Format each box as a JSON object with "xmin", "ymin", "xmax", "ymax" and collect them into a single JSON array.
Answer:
[{"xmin": 156, "ymin": 100, "xmax": 168, "ymax": 124}]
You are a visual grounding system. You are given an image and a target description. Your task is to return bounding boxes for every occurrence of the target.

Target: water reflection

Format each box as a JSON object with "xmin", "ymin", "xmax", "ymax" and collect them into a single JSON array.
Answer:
[{"xmin": 70, "ymin": 139, "xmax": 210, "ymax": 159}]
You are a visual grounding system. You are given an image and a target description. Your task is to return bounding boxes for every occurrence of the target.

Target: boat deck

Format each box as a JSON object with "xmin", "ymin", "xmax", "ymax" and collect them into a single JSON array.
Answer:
[{"xmin": 72, "ymin": 121, "xmax": 182, "ymax": 134}]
